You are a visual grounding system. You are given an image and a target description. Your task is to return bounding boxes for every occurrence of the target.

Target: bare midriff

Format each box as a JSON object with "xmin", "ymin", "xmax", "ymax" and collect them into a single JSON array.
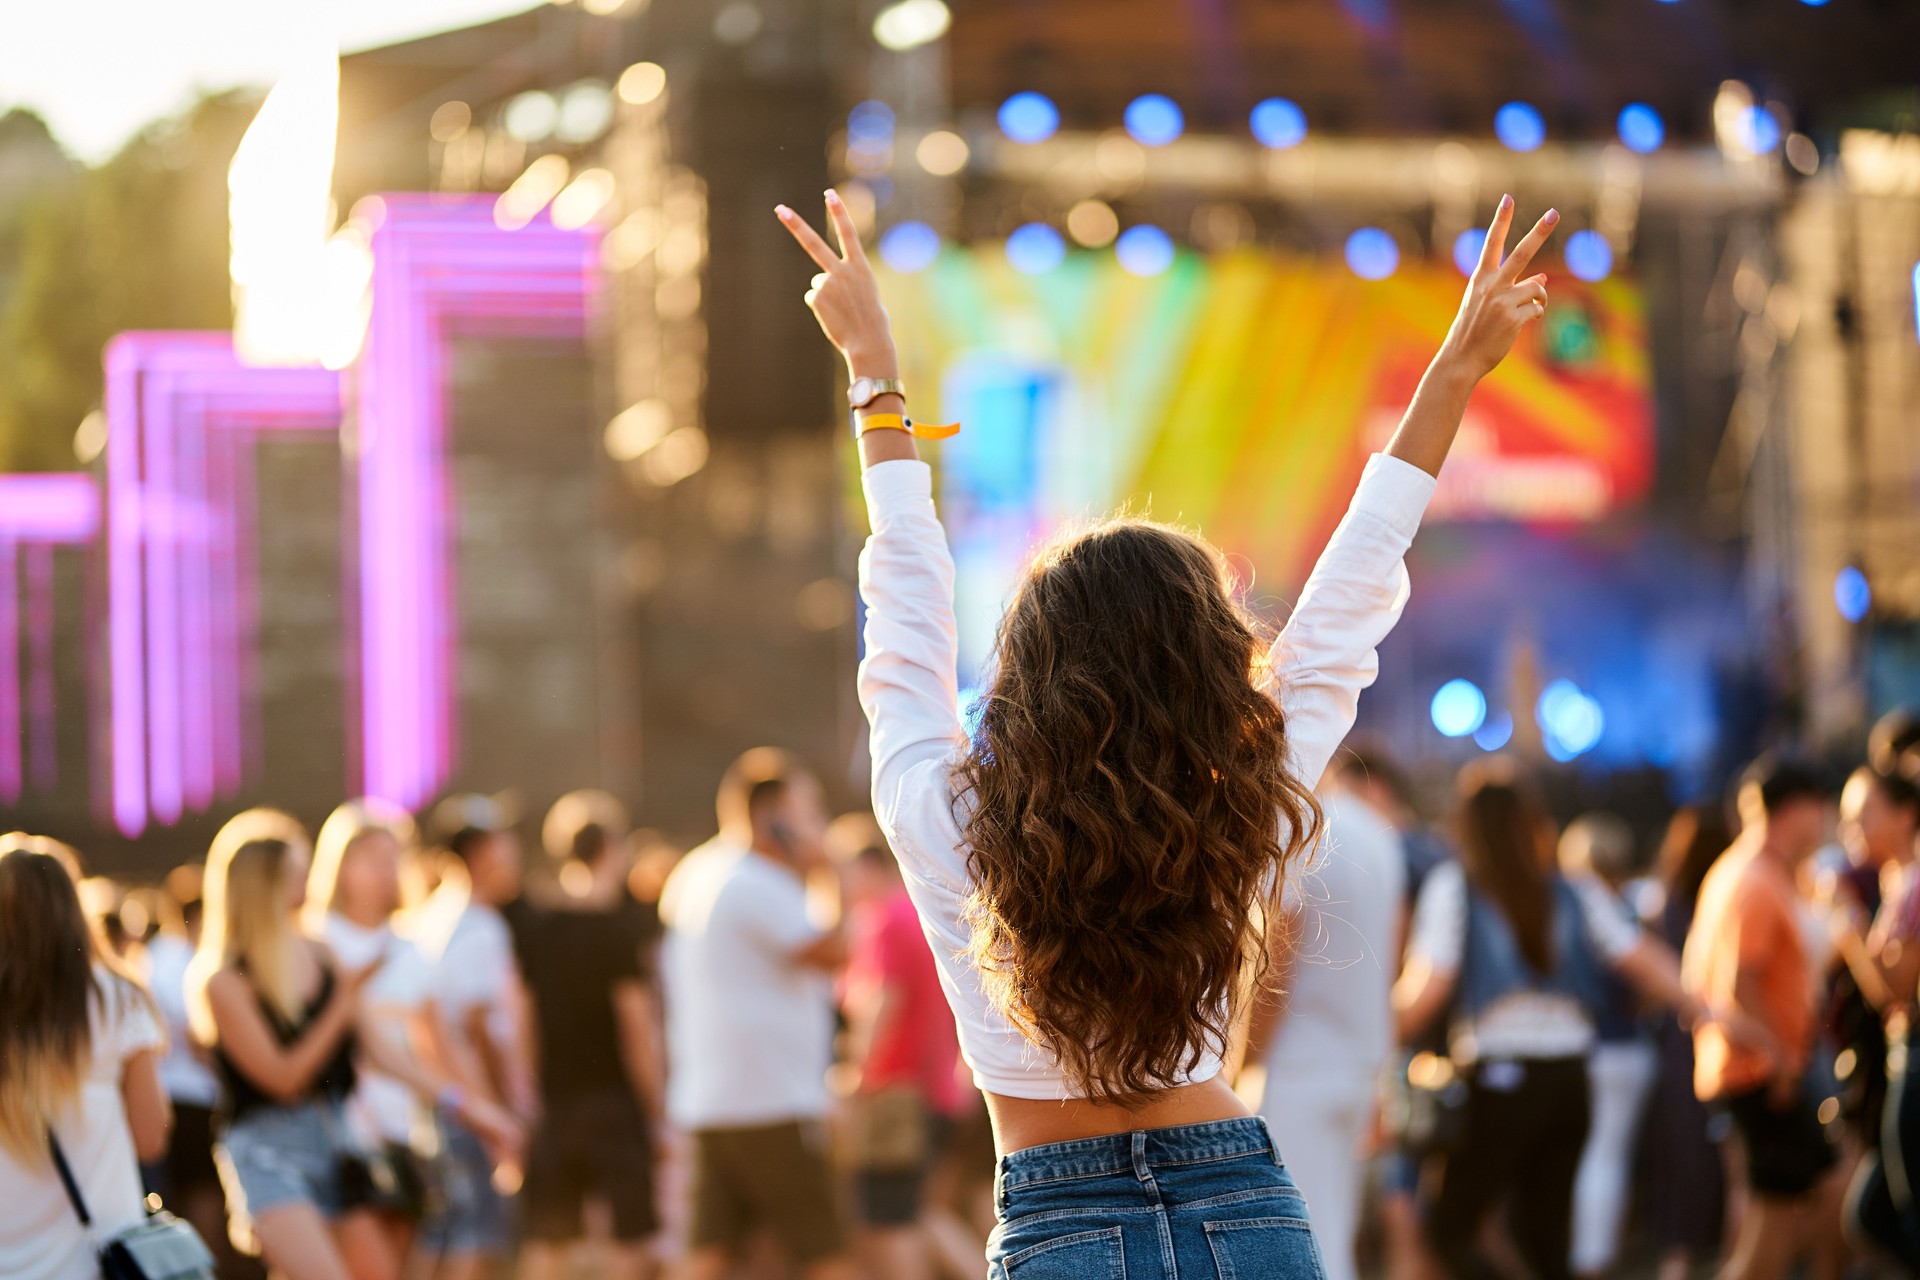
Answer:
[{"xmin": 986, "ymin": 1074, "xmax": 1250, "ymax": 1157}]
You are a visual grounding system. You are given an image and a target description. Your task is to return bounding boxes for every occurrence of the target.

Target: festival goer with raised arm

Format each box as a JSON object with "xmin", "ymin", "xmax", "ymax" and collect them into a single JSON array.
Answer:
[
  {"xmin": 0, "ymin": 836, "xmax": 171, "ymax": 1280},
  {"xmin": 188, "ymin": 809, "xmax": 517, "ymax": 1280},
  {"xmin": 307, "ymin": 799, "xmax": 486, "ymax": 1280},
  {"xmin": 1393, "ymin": 762, "xmax": 1704, "ymax": 1280},
  {"xmin": 777, "ymin": 187, "xmax": 1558, "ymax": 1277}
]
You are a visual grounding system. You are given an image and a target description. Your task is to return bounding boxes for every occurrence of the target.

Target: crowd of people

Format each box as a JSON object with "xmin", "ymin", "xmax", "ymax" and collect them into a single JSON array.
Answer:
[{"xmin": 7, "ymin": 190, "xmax": 1920, "ymax": 1280}]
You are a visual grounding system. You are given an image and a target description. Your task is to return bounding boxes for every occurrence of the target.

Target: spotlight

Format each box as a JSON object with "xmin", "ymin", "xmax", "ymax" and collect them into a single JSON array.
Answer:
[
  {"xmin": 1124, "ymin": 95, "xmax": 1184, "ymax": 147},
  {"xmin": 1250, "ymin": 98, "xmax": 1308, "ymax": 150},
  {"xmin": 1741, "ymin": 106, "xmax": 1782, "ymax": 154},
  {"xmin": 1115, "ymin": 225, "xmax": 1175, "ymax": 276},
  {"xmin": 1616, "ymin": 104, "xmax": 1664, "ymax": 154},
  {"xmin": 1564, "ymin": 230, "xmax": 1613, "ymax": 283},
  {"xmin": 1473, "ymin": 709, "xmax": 1515, "ymax": 752},
  {"xmin": 879, "ymin": 221, "xmax": 941, "ymax": 273},
  {"xmin": 998, "ymin": 92, "xmax": 1059, "ymax": 144},
  {"xmin": 1495, "ymin": 102, "xmax": 1546, "ymax": 153},
  {"xmin": 1431, "ymin": 679, "xmax": 1488, "ymax": 738},
  {"xmin": 1453, "ymin": 229, "xmax": 1487, "ymax": 276},
  {"xmin": 1345, "ymin": 228, "xmax": 1398, "ymax": 280},
  {"xmin": 1537, "ymin": 679, "xmax": 1604, "ymax": 758},
  {"xmin": 1005, "ymin": 223, "xmax": 1066, "ymax": 275},
  {"xmin": 1835, "ymin": 566, "xmax": 1871, "ymax": 623}
]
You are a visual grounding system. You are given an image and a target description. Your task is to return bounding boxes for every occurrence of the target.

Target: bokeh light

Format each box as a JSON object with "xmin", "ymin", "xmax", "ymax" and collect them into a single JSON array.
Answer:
[
  {"xmin": 1124, "ymin": 95, "xmax": 1184, "ymax": 147},
  {"xmin": 1250, "ymin": 98, "xmax": 1308, "ymax": 150},
  {"xmin": 1453, "ymin": 228, "xmax": 1487, "ymax": 276},
  {"xmin": 1835, "ymin": 566, "xmax": 1872, "ymax": 622},
  {"xmin": 998, "ymin": 92, "xmax": 1060, "ymax": 144},
  {"xmin": 1741, "ymin": 106, "xmax": 1782, "ymax": 153},
  {"xmin": 1115, "ymin": 225, "xmax": 1175, "ymax": 276},
  {"xmin": 1005, "ymin": 223, "xmax": 1066, "ymax": 274},
  {"xmin": 1564, "ymin": 230, "xmax": 1614, "ymax": 282},
  {"xmin": 1617, "ymin": 104, "xmax": 1665, "ymax": 154},
  {"xmin": 847, "ymin": 100, "xmax": 894, "ymax": 161},
  {"xmin": 879, "ymin": 221, "xmax": 941, "ymax": 273},
  {"xmin": 1431, "ymin": 679, "xmax": 1488, "ymax": 738},
  {"xmin": 1538, "ymin": 679, "xmax": 1605, "ymax": 758},
  {"xmin": 872, "ymin": 0, "xmax": 951, "ymax": 50},
  {"xmin": 1474, "ymin": 709, "xmax": 1515, "ymax": 752},
  {"xmin": 1067, "ymin": 199, "xmax": 1119, "ymax": 247},
  {"xmin": 1495, "ymin": 102, "xmax": 1546, "ymax": 152},
  {"xmin": 1345, "ymin": 228, "xmax": 1399, "ymax": 280},
  {"xmin": 915, "ymin": 130, "xmax": 969, "ymax": 176}
]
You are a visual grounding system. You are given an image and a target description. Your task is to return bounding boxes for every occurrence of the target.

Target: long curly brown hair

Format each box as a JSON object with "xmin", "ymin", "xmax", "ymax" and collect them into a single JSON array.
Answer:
[{"xmin": 954, "ymin": 517, "xmax": 1322, "ymax": 1101}]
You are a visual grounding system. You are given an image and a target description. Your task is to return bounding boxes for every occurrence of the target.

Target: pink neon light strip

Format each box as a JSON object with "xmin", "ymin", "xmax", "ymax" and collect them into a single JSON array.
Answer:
[
  {"xmin": 0, "ymin": 541, "xmax": 17, "ymax": 804},
  {"xmin": 354, "ymin": 195, "xmax": 597, "ymax": 809},
  {"xmin": 0, "ymin": 475, "xmax": 100, "ymax": 542},
  {"xmin": 26, "ymin": 543, "xmax": 55, "ymax": 793}
]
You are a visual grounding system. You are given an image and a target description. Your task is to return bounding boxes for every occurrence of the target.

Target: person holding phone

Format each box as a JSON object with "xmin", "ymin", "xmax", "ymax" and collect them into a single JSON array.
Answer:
[{"xmin": 659, "ymin": 747, "xmax": 853, "ymax": 1280}]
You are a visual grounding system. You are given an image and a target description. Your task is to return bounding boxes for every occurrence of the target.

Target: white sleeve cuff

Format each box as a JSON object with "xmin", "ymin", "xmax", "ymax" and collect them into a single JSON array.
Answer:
[
  {"xmin": 861, "ymin": 458, "xmax": 936, "ymax": 522},
  {"xmin": 1350, "ymin": 453, "xmax": 1438, "ymax": 540}
]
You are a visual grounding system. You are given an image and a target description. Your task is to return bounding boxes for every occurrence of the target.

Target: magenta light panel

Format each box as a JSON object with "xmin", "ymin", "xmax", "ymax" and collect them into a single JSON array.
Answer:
[
  {"xmin": 351, "ymin": 195, "xmax": 597, "ymax": 810},
  {"xmin": 0, "ymin": 474, "xmax": 97, "ymax": 804},
  {"xmin": 104, "ymin": 333, "xmax": 342, "ymax": 835}
]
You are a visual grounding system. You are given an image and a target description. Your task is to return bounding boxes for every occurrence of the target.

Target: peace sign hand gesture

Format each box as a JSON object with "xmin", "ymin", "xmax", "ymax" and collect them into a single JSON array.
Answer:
[
  {"xmin": 1443, "ymin": 195, "xmax": 1561, "ymax": 381},
  {"xmin": 777, "ymin": 190, "xmax": 899, "ymax": 380}
]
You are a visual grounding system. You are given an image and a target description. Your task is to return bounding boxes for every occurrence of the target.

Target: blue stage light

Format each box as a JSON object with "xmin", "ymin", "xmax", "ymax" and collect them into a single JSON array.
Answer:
[
  {"xmin": 1799, "ymin": 0, "xmax": 1830, "ymax": 7},
  {"xmin": 1345, "ymin": 228, "xmax": 1399, "ymax": 280},
  {"xmin": 1250, "ymin": 98, "xmax": 1308, "ymax": 150},
  {"xmin": 1124, "ymin": 95, "xmax": 1184, "ymax": 147},
  {"xmin": 1617, "ymin": 104, "xmax": 1665, "ymax": 154},
  {"xmin": 998, "ymin": 92, "xmax": 1060, "ymax": 144},
  {"xmin": 1114, "ymin": 225, "xmax": 1175, "ymax": 276},
  {"xmin": 847, "ymin": 100, "xmax": 894, "ymax": 150},
  {"xmin": 1835, "ymin": 566, "xmax": 1871, "ymax": 623},
  {"xmin": 1454, "ymin": 229, "xmax": 1487, "ymax": 276},
  {"xmin": 1538, "ymin": 679, "xmax": 1604, "ymax": 758},
  {"xmin": 1474, "ymin": 709, "xmax": 1515, "ymax": 752},
  {"xmin": 1741, "ymin": 106, "xmax": 1782, "ymax": 154},
  {"xmin": 879, "ymin": 221, "xmax": 941, "ymax": 273},
  {"xmin": 1495, "ymin": 102, "xmax": 1546, "ymax": 153},
  {"xmin": 1431, "ymin": 679, "xmax": 1488, "ymax": 738},
  {"xmin": 1005, "ymin": 223, "xmax": 1066, "ymax": 275},
  {"xmin": 1564, "ymin": 230, "xmax": 1613, "ymax": 282}
]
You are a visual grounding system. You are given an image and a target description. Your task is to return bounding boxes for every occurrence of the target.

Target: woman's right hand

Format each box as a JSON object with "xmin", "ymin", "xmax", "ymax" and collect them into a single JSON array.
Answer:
[
  {"xmin": 459, "ymin": 1093, "xmax": 525, "ymax": 1159},
  {"xmin": 775, "ymin": 191, "xmax": 899, "ymax": 379},
  {"xmin": 1437, "ymin": 195, "xmax": 1560, "ymax": 382}
]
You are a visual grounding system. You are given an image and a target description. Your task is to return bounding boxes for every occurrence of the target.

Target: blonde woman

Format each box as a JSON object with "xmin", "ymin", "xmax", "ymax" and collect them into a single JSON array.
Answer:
[
  {"xmin": 307, "ymin": 800, "xmax": 471, "ymax": 1280},
  {"xmin": 0, "ymin": 835, "xmax": 172, "ymax": 1280},
  {"xmin": 189, "ymin": 809, "xmax": 515, "ymax": 1280}
]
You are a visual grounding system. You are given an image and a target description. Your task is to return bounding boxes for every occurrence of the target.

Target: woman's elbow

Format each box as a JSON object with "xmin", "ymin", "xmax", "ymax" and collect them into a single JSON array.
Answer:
[{"xmin": 130, "ymin": 1102, "xmax": 173, "ymax": 1164}]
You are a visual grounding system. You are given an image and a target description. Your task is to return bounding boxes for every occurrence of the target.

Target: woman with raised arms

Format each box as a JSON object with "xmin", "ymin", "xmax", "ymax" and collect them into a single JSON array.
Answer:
[{"xmin": 777, "ymin": 190, "xmax": 1558, "ymax": 1279}]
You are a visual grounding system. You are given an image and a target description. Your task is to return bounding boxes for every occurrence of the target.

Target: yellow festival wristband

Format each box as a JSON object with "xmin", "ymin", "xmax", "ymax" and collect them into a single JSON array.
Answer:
[{"xmin": 854, "ymin": 412, "xmax": 960, "ymax": 441}]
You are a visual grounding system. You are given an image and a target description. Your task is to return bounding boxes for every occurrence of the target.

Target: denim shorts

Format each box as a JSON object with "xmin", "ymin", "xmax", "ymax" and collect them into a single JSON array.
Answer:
[
  {"xmin": 216, "ymin": 1100, "xmax": 352, "ymax": 1224},
  {"xmin": 418, "ymin": 1113, "xmax": 512, "ymax": 1256},
  {"xmin": 988, "ymin": 1116, "xmax": 1327, "ymax": 1279}
]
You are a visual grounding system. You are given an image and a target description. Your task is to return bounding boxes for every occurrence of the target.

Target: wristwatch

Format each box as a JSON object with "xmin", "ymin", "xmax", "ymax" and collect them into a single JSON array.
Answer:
[{"xmin": 848, "ymin": 376, "xmax": 905, "ymax": 409}]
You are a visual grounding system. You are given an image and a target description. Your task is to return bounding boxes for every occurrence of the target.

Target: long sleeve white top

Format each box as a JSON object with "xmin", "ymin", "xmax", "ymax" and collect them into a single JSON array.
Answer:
[{"xmin": 857, "ymin": 453, "xmax": 1438, "ymax": 1099}]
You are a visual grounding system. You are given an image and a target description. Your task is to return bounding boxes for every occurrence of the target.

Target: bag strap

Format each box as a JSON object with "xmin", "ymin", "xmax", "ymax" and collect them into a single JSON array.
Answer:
[{"xmin": 46, "ymin": 1128, "xmax": 93, "ymax": 1227}]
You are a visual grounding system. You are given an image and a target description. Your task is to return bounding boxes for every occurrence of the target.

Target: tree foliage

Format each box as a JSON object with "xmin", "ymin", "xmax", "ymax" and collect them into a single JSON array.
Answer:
[{"xmin": 0, "ymin": 92, "xmax": 259, "ymax": 472}]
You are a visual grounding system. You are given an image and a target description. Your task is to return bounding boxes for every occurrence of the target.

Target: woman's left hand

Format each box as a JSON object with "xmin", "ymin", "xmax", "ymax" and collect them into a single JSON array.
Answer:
[{"xmin": 776, "ymin": 191, "xmax": 899, "ymax": 377}]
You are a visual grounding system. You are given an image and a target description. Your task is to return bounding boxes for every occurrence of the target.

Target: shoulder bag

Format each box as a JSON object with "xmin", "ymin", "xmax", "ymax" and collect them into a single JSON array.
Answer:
[{"xmin": 47, "ymin": 1129, "xmax": 216, "ymax": 1280}]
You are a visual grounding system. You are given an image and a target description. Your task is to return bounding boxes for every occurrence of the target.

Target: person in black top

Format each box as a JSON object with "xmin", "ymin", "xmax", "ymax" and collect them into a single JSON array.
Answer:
[
  {"xmin": 187, "ymin": 809, "xmax": 519, "ymax": 1280},
  {"xmin": 518, "ymin": 793, "xmax": 665, "ymax": 1280}
]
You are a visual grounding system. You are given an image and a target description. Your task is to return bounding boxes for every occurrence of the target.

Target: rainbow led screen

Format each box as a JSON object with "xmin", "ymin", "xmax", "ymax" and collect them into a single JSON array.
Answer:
[{"xmin": 877, "ymin": 247, "xmax": 1653, "ymax": 680}]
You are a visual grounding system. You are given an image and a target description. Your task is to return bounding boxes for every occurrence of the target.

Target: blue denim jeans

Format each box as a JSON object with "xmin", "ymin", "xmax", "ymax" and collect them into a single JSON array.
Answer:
[{"xmin": 988, "ymin": 1116, "xmax": 1327, "ymax": 1279}]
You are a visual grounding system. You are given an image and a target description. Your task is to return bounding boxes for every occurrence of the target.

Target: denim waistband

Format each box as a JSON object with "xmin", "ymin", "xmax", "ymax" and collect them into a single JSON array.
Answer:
[{"xmin": 996, "ymin": 1115, "xmax": 1279, "ymax": 1191}]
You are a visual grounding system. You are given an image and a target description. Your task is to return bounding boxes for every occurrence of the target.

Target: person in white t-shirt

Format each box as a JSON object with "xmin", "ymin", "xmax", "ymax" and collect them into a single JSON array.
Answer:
[
  {"xmin": 308, "ymin": 799, "xmax": 465, "ymax": 1280},
  {"xmin": 1245, "ymin": 766, "xmax": 1406, "ymax": 1280},
  {"xmin": 413, "ymin": 800, "xmax": 532, "ymax": 1280},
  {"xmin": 660, "ymin": 747, "xmax": 854, "ymax": 1280},
  {"xmin": 0, "ymin": 835, "xmax": 173, "ymax": 1280}
]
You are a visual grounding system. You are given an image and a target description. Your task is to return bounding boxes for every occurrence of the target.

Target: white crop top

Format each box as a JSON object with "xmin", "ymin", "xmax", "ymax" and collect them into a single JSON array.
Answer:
[{"xmin": 857, "ymin": 452, "xmax": 1437, "ymax": 1099}]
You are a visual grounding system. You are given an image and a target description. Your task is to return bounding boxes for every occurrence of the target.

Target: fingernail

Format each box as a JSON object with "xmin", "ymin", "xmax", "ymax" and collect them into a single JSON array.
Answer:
[
  {"xmin": 1545, "ymin": 208, "xmax": 1560, "ymax": 224},
  {"xmin": 825, "ymin": 189, "xmax": 840, "ymax": 203},
  {"xmin": 775, "ymin": 205, "xmax": 791, "ymax": 217},
  {"xmin": 1500, "ymin": 193, "xmax": 1513, "ymax": 210}
]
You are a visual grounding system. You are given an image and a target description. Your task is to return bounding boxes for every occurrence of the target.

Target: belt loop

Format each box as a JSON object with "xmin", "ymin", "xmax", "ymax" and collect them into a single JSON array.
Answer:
[
  {"xmin": 1131, "ymin": 1129, "xmax": 1150, "ymax": 1182},
  {"xmin": 1260, "ymin": 1115, "xmax": 1283, "ymax": 1167},
  {"xmin": 994, "ymin": 1163, "xmax": 1008, "ymax": 1214}
]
